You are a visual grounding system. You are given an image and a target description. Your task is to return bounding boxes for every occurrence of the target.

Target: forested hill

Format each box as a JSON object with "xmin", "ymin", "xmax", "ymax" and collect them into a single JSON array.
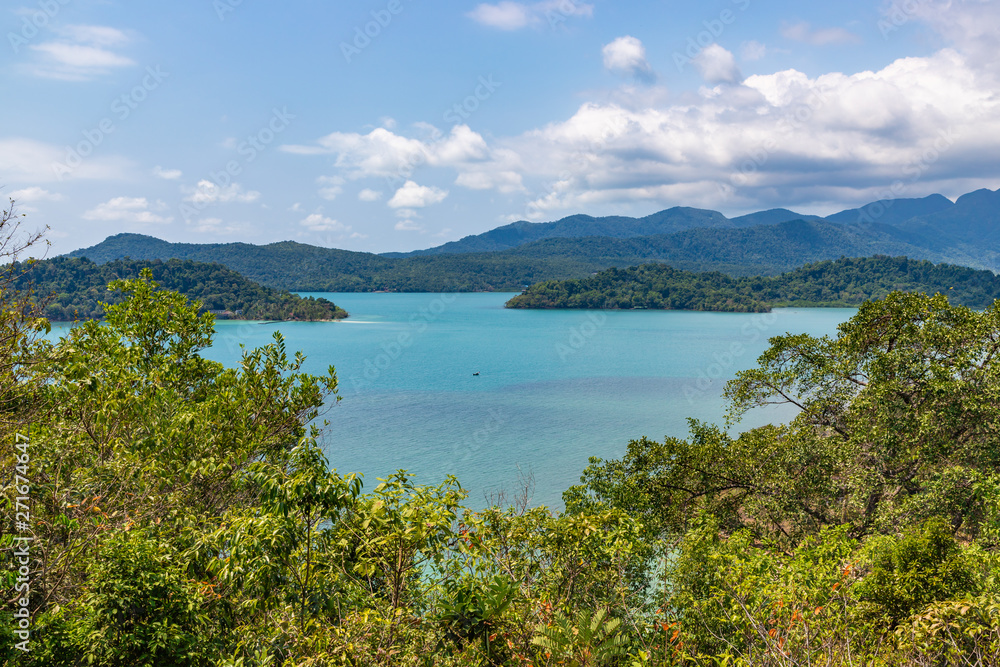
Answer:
[
  {"xmin": 63, "ymin": 187, "xmax": 1000, "ymax": 291},
  {"xmin": 505, "ymin": 256, "xmax": 1000, "ymax": 312},
  {"xmin": 17, "ymin": 257, "xmax": 348, "ymax": 321},
  {"xmin": 384, "ymin": 206, "xmax": 735, "ymax": 256},
  {"xmin": 63, "ymin": 221, "xmax": 971, "ymax": 293},
  {"xmin": 66, "ymin": 233, "xmax": 614, "ymax": 292}
]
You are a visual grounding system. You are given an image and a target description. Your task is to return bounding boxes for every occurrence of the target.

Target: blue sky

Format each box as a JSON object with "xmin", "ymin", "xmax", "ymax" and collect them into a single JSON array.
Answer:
[{"xmin": 3, "ymin": 0, "xmax": 999, "ymax": 255}]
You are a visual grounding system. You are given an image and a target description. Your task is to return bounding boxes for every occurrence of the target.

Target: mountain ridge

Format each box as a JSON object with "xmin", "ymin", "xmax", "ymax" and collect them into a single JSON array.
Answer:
[{"xmin": 65, "ymin": 188, "xmax": 1000, "ymax": 292}]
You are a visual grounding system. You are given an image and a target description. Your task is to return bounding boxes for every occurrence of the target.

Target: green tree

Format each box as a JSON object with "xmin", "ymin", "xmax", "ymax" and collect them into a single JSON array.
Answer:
[{"xmin": 569, "ymin": 292, "xmax": 1000, "ymax": 544}]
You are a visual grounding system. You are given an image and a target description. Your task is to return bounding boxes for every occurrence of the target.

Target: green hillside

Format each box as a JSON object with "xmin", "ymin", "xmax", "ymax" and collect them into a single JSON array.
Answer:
[{"xmin": 18, "ymin": 256, "xmax": 348, "ymax": 321}]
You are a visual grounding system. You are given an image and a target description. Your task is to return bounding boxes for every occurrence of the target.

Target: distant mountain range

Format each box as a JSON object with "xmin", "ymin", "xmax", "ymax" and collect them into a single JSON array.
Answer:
[{"xmin": 66, "ymin": 188, "xmax": 1000, "ymax": 292}]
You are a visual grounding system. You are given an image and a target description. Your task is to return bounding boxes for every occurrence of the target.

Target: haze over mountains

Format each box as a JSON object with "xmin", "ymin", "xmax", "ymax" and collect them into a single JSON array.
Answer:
[{"xmin": 67, "ymin": 188, "xmax": 1000, "ymax": 292}]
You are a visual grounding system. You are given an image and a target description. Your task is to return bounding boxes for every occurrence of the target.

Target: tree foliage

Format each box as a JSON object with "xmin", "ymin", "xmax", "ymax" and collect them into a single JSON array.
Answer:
[
  {"xmin": 507, "ymin": 256, "xmax": 1000, "ymax": 312},
  {"xmin": 2, "ymin": 215, "xmax": 1000, "ymax": 664},
  {"xmin": 15, "ymin": 257, "xmax": 347, "ymax": 321}
]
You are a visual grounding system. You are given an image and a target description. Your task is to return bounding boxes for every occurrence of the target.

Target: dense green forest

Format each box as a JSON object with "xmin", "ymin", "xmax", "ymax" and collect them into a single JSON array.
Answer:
[
  {"xmin": 15, "ymin": 256, "xmax": 347, "ymax": 321},
  {"xmin": 4, "ymin": 204, "xmax": 1000, "ymax": 665},
  {"xmin": 506, "ymin": 256, "xmax": 1000, "ymax": 311}
]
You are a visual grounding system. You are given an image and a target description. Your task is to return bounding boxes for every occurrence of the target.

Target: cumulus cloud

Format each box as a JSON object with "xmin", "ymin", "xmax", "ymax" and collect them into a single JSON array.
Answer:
[
  {"xmin": 498, "ymin": 47, "xmax": 1000, "ymax": 215},
  {"xmin": 83, "ymin": 197, "xmax": 172, "ymax": 224},
  {"xmin": 388, "ymin": 181, "xmax": 449, "ymax": 208},
  {"xmin": 26, "ymin": 25, "xmax": 134, "ymax": 80},
  {"xmin": 602, "ymin": 36, "xmax": 655, "ymax": 81},
  {"xmin": 781, "ymin": 21, "xmax": 860, "ymax": 46},
  {"xmin": 182, "ymin": 181, "xmax": 260, "ymax": 205},
  {"xmin": 153, "ymin": 166, "xmax": 182, "ymax": 180},
  {"xmin": 284, "ymin": 15, "xmax": 1000, "ymax": 220},
  {"xmin": 694, "ymin": 44, "xmax": 742, "ymax": 84},
  {"xmin": 281, "ymin": 124, "xmax": 489, "ymax": 181},
  {"xmin": 358, "ymin": 188, "xmax": 383, "ymax": 201},
  {"xmin": 467, "ymin": 1, "xmax": 593, "ymax": 30}
]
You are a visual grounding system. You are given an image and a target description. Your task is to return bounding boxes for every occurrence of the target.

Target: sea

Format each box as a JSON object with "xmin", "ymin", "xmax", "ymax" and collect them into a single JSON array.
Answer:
[{"xmin": 53, "ymin": 293, "xmax": 856, "ymax": 509}]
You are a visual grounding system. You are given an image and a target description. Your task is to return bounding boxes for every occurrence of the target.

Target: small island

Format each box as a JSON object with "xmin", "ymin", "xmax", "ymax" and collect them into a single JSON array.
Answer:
[
  {"xmin": 505, "ymin": 256, "xmax": 1000, "ymax": 312},
  {"xmin": 15, "ymin": 257, "xmax": 348, "ymax": 322}
]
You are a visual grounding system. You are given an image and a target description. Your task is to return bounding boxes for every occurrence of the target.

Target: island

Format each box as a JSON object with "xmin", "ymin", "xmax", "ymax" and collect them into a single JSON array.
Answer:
[
  {"xmin": 15, "ymin": 256, "xmax": 348, "ymax": 321},
  {"xmin": 505, "ymin": 256, "xmax": 1000, "ymax": 312}
]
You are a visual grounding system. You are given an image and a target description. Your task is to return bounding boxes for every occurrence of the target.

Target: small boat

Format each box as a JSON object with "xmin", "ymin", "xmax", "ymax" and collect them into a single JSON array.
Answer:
[{"xmin": 473, "ymin": 372, "xmax": 480, "ymax": 376}]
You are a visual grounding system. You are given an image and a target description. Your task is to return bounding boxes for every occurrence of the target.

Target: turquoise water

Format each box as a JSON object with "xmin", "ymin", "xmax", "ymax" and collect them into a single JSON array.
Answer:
[{"xmin": 51, "ymin": 294, "xmax": 855, "ymax": 508}]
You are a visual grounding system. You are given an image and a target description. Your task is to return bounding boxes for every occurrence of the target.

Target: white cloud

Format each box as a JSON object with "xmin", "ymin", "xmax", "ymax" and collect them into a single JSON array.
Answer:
[
  {"xmin": 83, "ymin": 197, "xmax": 172, "ymax": 224},
  {"xmin": 26, "ymin": 25, "xmax": 134, "ymax": 80},
  {"xmin": 58, "ymin": 25, "xmax": 130, "ymax": 47},
  {"xmin": 31, "ymin": 43, "xmax": 133, "ymax": 69},
  {"xmin": 394, "ymin": 218, "xmax": 424, "ymax": 232},
  {"xmin": 467, "ymin": 2, "xmax": 530, "ymax": 29},
  {"xmin": 5, "ymin": 186, "xmax": 61, "ymax": 213},
  {"xmin": 301, "ymin": 213, "xmax": 350, "ymax": 233},
  {"xmin": 281, "ymin": 124, "xmax": 489, "ymax": 180},
  {"xmin": 741, "ymin": 40, "xmax": 767, "ymax": 61},
  {"xmin": 358, "ymin": 188, "xmax": 383, "ymax": 201},
  {"xmin": 182, "ymin": 181, "xmax": 260, "ymax": 205},
  {"xmin": 602, "ymin": 36, "xmax": 654, "ymax": 81},
  {"xmin": 0, "ymin": 137, "xmax": 130, "ymax": 182},
  {"xmin": 781, "ymin": 21, "xmax": 860, "ymax": 46},
  {"xmin": 467, "ymin": 1, "xmax": 593, "ymax": 30},
  {"xmin": 494, "ymin": 47, "xmax": 1000, "ymax": 214},
  {"xmin": 282, "ymin": 127, "xmax": 424, "ymax": 173},
  {"xmin": 317, "ymin": 175, "xmax": 344, "ymax": 200},
  {"xmin": 7, "ymin": 187, "xmax": 62, "ymax": 203},
  {"xmin": 694, "ymin": 44, "xmax": 742, "ymax": 84},
  {"xmin": 388, "ymin": 181, "xmax": 449, "ymax": 208},
  {"xmin": 284, "ymin": 23, "xmax": 1000, "ymax": 219},
  {"xmin": 902, "ymin": 0, "xmax": 1000, "ymax": 74},
  {"xmin": 153, "ymin": 166, "xmax": 183, "ymax": 180}
]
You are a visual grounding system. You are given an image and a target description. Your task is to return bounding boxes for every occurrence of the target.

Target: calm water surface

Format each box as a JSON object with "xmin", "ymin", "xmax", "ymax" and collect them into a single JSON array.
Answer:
[{"xmin": 55, "ymin": 294, "xmax": 855, "ymax": 508}]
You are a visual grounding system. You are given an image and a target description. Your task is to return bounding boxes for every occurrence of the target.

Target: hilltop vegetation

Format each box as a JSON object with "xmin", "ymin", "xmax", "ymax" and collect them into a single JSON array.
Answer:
[
  {"xmin": 506, "ymin": 256, "xmax": 1000, "ymax": 311},
  {"xmin": 17, "ymin": 256, "xmax": 347, "ymax": 321}
]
